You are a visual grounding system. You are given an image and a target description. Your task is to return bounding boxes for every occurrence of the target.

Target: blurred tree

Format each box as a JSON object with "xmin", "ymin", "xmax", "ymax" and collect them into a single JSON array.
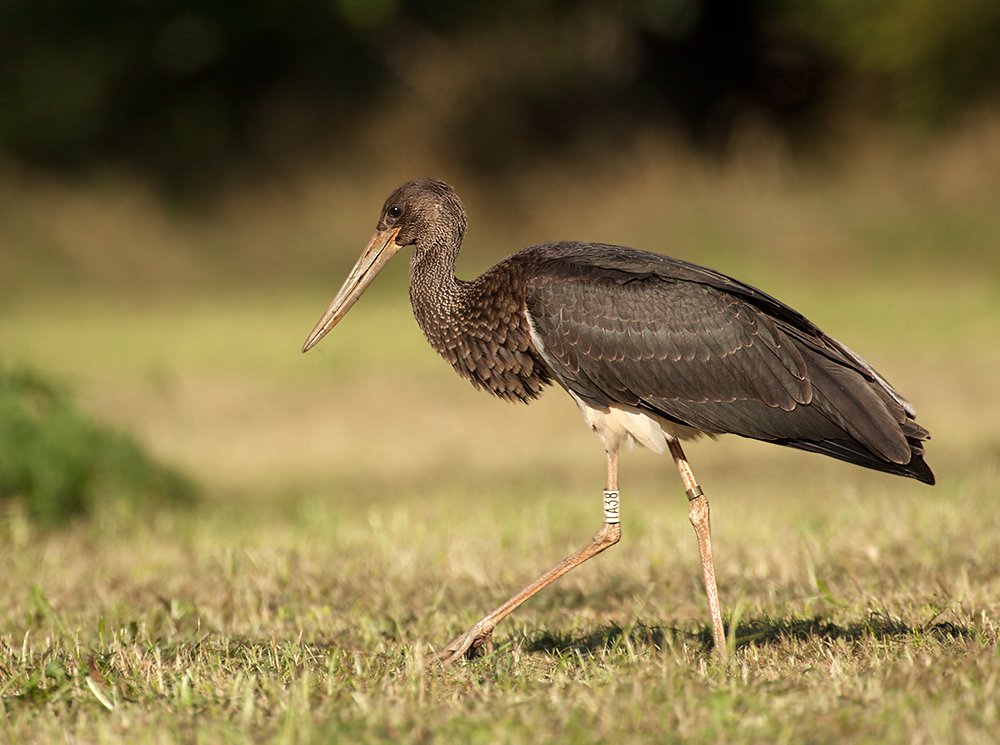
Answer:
[
  {"xmin": 780, "ymin": 0, "xmax": 1000, "ymax": 126},
  {"xmin": 0, "ymin": 0, "xmax": 387, "ymax": 188},
  {"xmin": 0, "ymin": 0, "xmax": 995, "ymax": 192}
]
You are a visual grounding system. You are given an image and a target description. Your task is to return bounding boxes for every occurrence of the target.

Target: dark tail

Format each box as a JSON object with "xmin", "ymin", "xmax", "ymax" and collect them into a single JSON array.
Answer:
[
  {"xmin": 785, "ymin": 341, "xmax": 935, "ymax": 485},
  {"xmin": 774, "ymin": 432, "xmax": 935, "ymax": 485}
]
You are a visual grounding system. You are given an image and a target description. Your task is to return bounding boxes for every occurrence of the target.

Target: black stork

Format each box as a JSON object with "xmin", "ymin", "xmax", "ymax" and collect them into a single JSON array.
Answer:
[{"xmin": 302, "ymin": 178, "xmax": 934, "ymax": 664}]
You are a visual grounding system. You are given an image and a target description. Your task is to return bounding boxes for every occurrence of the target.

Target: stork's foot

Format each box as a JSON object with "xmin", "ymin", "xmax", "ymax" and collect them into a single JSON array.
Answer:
[{"xmin": 437, "ymin": 618, "xmax": 496, "ymax": 665}]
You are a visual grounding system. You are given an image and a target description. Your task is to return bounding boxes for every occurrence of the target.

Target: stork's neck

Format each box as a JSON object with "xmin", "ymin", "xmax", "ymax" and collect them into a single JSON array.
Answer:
[
  {"xmin": 406, "ymin": 233, "xmax": 551, "ymax": 403},
  {"xmin": 408, "ymin": 231, "xmax": 466, "ymax": 334}
]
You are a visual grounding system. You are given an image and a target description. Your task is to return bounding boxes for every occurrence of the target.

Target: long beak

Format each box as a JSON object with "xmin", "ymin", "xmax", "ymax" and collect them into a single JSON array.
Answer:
[{"xmin": 302, "ymin": 227, "xmax": 402, "ymax": 353}]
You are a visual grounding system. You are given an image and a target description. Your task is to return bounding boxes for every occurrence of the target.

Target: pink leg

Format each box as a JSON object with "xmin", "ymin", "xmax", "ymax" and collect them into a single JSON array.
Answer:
[
  {"xmin": 668, "ymin": 439, "xmax": 727, "ymax": 657},
  {"xmin": 438, "ymin": 449, "xmax": 623, "ymax": 664}
]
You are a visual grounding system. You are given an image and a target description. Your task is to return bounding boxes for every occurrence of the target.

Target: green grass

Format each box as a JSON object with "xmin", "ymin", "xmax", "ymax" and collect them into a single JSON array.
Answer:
[
  {"xmin": 1, "ymin": 449, "xmax": 998, "ymax": 743},
  {"xmin": 2, "ymin": 132, "xmax": 1000, "ymax": 742}
]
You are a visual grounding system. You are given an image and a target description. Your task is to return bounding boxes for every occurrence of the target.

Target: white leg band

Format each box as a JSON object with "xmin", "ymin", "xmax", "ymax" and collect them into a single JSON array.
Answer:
[{"xmin": 603, "ymin": 490, "xmax": 620, "ymax": 524}]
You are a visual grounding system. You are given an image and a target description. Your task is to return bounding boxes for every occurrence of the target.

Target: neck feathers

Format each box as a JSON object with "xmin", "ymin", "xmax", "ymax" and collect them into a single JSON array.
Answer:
[{"xmin": 409, "ymin": 251, "xmax": 551, "ymax": 403}]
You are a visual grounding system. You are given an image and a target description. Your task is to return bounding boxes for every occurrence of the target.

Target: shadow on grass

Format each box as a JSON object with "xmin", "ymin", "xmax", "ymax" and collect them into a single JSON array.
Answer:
[{"xmin": 523, "ymin": 612, "xmax": 975, "ymax": 658}]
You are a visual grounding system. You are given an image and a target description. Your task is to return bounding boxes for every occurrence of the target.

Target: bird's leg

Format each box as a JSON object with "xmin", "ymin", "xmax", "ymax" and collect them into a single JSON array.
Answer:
[
  {"xmin": 437, "ymin": 450, "xmax": 622, "ymax": 665},
  {"xmin": 667, "ymin": 439, "xmax": 727, "ymax": 657}
]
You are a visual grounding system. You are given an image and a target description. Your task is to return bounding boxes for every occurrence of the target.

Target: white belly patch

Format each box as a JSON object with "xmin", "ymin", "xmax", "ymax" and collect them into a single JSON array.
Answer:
[{"xmin": 569, "ymin": 391, "xmax": 709, "ymax": 454}]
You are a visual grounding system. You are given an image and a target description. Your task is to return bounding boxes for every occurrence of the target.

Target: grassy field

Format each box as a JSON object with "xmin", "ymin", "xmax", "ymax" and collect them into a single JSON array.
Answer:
[{"xmin": 2, "ymin": 127, "xmax": 1000, "ymax": 742}]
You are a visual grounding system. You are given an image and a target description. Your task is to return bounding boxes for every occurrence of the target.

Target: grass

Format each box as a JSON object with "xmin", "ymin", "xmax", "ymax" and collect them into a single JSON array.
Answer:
[
  {"xmin": 2, "ymin": 125, "xmax": 1000, "ymax": 742},
  {"xmin": 1, "ymin": 450, "xmax": 998, "ymax": 743}
]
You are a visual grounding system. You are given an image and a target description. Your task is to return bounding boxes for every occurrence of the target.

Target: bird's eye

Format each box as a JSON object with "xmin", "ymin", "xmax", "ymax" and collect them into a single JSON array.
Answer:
[{"xmin": 387, "ymin": 205, "xmax": 403, "ymax": 220}]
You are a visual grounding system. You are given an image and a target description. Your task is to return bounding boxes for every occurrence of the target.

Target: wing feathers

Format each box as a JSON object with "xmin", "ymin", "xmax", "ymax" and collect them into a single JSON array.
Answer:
[{"xmin": 521, "ymin": 242, "xmax": 932, "ymax": 483}]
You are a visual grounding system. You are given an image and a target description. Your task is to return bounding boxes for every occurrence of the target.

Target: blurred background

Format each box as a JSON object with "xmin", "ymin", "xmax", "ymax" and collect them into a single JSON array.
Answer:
[
  {"xmin": 3, "ymin": 0, "xmax": 1000, "ymax": 293},
  {"xmin": 4, "ymin": 0, "xmax": 1000, "ymax": 190},
  {"xmin": 1, "ymin": 0, "xmax": 999, "ymax": 524}
]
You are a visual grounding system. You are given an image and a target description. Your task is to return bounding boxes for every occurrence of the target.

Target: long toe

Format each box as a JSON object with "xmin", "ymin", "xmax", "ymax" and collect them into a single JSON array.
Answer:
[{"xmin": 437, "ymin": 620, "xmax": 495, "ymax": 665}]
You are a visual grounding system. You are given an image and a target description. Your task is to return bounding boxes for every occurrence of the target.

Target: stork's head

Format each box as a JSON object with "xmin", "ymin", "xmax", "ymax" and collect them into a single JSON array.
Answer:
[{"xmin": 301, "ymin": 178, "xmax": 466, "ymax": 353}]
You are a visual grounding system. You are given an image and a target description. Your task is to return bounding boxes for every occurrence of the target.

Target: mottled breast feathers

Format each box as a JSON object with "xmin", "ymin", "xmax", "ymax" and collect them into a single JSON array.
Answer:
[{"xmin": 411, "ymin": 254, "xmax": 552, "ymax": 403}]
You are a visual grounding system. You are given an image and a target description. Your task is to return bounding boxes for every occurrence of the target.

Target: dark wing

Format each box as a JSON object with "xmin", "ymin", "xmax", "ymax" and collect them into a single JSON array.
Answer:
[{"xmin": 523, "ymin": 243, "xmax": 934, "ymax": 484}]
